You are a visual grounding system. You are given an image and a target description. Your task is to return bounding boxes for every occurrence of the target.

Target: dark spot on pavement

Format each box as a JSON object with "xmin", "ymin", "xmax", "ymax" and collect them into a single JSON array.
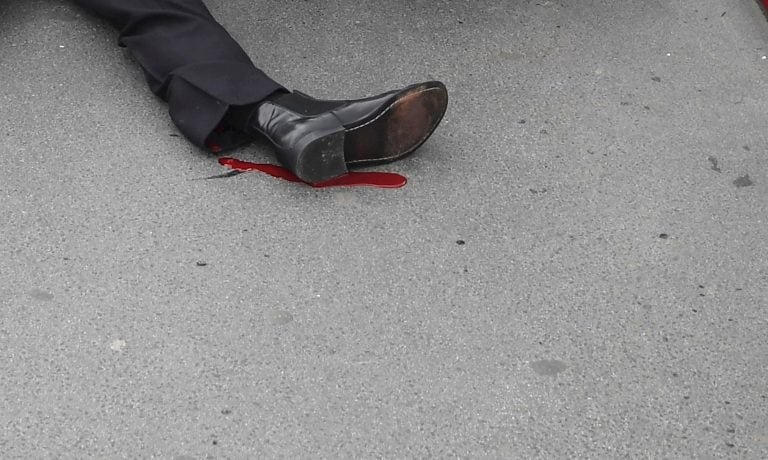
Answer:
[
  {"xmin": 202, "ymin": 170, "xmax": 244, "ymax": 180},
  {"xmin": 651, "ymin": 76, "xmax": 662, "ymax": 82},
  {"xmin": 29, "ymin": 289, "xmax": 54, "ymax": 301},
  {"xmin": 530, "ymin": 359, "xmax": 568, "ymax": 376},
  {"xmin": 707, "ymin": 156, "xmax": 721, "ymax": 172},
  {"xmin": 733, "ymin": 175, "xmax": 754, "ymax": 187},
  {"xmin": 743, "ymin": 145, "xmax": 750, "ymax": 151}
]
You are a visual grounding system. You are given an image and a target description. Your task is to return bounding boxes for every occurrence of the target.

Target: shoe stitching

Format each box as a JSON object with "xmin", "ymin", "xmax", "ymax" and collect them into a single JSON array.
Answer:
[{"xmin": 345, "ymin": 86, "xmax": 442, "ymax": 133}]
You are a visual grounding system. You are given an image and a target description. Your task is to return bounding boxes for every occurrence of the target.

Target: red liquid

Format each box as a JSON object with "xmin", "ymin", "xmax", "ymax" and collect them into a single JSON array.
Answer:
[
  {"xmin": 205, "ymin": 141, "xmax": 223, "ymax": 153},
  {"xmin": 218, "ymin": 157, "xmax": 407, "ymax": 189}
]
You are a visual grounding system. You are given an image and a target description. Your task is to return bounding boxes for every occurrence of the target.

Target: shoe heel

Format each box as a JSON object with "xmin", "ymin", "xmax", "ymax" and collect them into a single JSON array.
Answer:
[{"xmin": 279, "ymin": 113, "xmax": 347, "ymax": 184}]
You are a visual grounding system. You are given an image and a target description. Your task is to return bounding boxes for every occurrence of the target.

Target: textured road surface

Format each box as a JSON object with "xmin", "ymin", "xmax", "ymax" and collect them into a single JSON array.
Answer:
[{"xmin": 2, "ymin": 0, "xmax": 768, "ymax": 458}]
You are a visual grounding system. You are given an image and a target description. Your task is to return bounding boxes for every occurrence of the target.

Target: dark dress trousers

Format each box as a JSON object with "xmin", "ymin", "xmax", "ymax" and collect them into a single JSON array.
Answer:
[{"xmin": 71, "ymin": 0, "xmax": 285, "ymax": 150}]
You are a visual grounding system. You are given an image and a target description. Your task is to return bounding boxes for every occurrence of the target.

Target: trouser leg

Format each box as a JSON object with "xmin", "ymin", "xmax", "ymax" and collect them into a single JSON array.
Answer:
[{"xmin": 71, "ymin": 0, "xmax": 285, "ymax": 149}]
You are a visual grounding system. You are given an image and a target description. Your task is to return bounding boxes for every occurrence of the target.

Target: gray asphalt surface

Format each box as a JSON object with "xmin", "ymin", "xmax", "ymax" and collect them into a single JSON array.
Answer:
[{"xmin": 2, "ymin": 0, "xmax": 768, "ymax": 458}]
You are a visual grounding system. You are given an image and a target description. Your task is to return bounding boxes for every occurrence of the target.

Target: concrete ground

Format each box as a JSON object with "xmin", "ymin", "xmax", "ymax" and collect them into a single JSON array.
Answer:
[{"xmin": 2, "ymin": 0, "xmax": 767, "ymax": 458}]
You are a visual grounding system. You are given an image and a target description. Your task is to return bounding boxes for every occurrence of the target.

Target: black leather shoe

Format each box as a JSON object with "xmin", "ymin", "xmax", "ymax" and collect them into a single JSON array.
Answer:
[{"xmin": 251, "ymin": 81, "xmax": 448, "ymax": 183}]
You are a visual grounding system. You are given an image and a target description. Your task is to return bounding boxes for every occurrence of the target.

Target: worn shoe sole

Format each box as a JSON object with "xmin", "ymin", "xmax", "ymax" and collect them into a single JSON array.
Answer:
[
  {"xmin": 278, "ymin": 113, "xmax": 348, "ymax": 184},
  {"xmin": 343, "ymin": 81, "xmax": 449, "ymax": 165}
]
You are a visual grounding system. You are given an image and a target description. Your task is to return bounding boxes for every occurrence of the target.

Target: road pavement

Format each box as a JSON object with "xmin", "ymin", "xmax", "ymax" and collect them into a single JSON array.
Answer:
[{"xmin": 2, "ymin": 0, "xmax": 767, "ymax": 457}]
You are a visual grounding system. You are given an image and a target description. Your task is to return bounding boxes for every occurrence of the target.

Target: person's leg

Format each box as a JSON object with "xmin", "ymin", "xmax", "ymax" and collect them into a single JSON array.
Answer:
[
  {"xmin": 72, "ymin": 0, "xmax": 449, "ymax": 184},
  {"xmin": 71, "ymin": 0, "xmax": 285, "ymax": 149}
]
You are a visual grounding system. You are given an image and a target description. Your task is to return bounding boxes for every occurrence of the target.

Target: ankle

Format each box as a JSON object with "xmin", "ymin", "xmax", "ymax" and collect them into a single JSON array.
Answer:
[{"xmin": 222, "ymin": 89, "xmax": 292, "ymax": 132}]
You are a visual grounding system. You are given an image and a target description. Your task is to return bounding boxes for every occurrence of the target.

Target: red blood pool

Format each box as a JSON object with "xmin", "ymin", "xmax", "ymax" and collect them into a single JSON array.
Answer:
[{"xmin": 218, "ymin": 157, "xmax": 407, "ymax": 189}]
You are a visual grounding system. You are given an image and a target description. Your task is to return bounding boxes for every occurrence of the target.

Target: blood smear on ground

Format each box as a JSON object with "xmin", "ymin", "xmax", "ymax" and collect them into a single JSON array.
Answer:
[{"xmin": 218, "ymin": 157, "xmax": 407, "ymax": 189}]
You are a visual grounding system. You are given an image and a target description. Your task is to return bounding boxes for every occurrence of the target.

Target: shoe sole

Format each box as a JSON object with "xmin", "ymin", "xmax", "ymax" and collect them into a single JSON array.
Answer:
[
  {"xmin": 281, "ymin": 113, "xmax": 348, "ymax": 184},
  {"xmin": 343, "ymin": 82, "xmax": 449, "ymax": 165}
]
